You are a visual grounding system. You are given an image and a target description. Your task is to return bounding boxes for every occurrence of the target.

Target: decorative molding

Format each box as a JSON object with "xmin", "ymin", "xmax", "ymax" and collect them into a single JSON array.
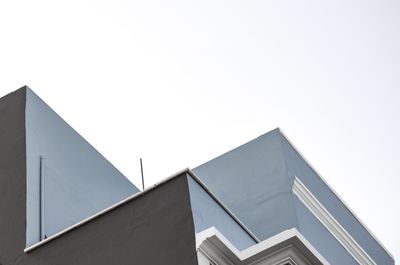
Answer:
[
  {"xmin": 279, "ymin": 129, "xmax": 393, "ymax": 260},
  {"xmin": 293, "ymin": 177, "xmax": 377, "ymax": 265},
  {"xmin": 198, "ymin": 240, "xmax": 302, "ymax": 265},
  {"xmin": 198, "ymin": 240, "xmax": 236, "ymax": 265},
  {"xmin": 196, "ymin": 227, "xmax": 329, "ymax": 265}
]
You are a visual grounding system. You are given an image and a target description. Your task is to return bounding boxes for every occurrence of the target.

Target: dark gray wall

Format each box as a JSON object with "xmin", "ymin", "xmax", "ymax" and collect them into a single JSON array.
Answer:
[
  {"xmin": 0, "ymin": 88, "xmax": 198, "ymax": 265},
  {"xmin": 19, "ymin": 175, "xmax": 198, "ymax": 265},
  {"xmin": 0, "ymin": 88, "xmax": 27, "ymax": 265}
]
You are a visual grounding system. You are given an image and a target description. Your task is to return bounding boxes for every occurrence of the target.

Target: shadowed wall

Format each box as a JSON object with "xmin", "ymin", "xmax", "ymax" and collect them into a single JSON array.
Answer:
[{"xmin": 0, "ymin": 88, "xmax": 198, "ymax": 265}]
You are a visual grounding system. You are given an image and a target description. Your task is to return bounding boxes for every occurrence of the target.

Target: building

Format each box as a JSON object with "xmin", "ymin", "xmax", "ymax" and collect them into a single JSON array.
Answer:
[{"xmin": 0, "ymin": 87, "xmax": 395, "ymax": 265}]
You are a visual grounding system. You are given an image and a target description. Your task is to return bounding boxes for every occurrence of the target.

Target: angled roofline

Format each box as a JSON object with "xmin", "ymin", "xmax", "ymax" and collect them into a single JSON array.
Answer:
[
  {"xmin": 278, "ymin": 128, "xmax": 394, "ymax": 260},
  {"xmin": 25, "ymin": 86, "xmax": 138, "ymax": 190},
  {"xmin": 24, "ymin": 168, "xmax": 190, "ymax": 252},
  {"xmin": 25, "ymin": 169, "xmax": 258, "ymax": 253}
]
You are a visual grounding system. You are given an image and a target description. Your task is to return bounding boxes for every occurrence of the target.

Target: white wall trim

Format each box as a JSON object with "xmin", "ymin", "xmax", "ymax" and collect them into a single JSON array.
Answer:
[
  {"xmin": 293, "ymin": 177, "xmax": 377, "ymax": 265},
  {"xmin": 196, "ymin": 227, "xmax": 330, "ymax": 265},
  {"xmin": 24, "ymin": 168, "xmax": 191, "ymax": 252},
  {"xmin": 25, "ymin": 168, "xmax": 258, "ymax": 253}
]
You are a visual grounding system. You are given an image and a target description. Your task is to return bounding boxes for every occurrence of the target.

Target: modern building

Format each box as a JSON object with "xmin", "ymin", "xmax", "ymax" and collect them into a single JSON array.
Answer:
[{"xmin": 0, "ymin": 87, "xmax": 395, "ymax": 265}]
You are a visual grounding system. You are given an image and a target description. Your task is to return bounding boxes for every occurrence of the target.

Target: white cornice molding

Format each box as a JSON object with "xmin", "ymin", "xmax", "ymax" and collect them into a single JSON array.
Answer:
[
  {"xmin": 198, "ymin": 240, "xmax": 236, "ymax": 265},
  {"xmin": 279, "ymin": 129, "xmax": 393, "ymax": 260},
  {"xmin": 293, "ymin": 177, "xmax": 377, "ymax": 265},
  {"xmin": 196, "ymin": 227, "xmax": 330, "ymax": 265}
]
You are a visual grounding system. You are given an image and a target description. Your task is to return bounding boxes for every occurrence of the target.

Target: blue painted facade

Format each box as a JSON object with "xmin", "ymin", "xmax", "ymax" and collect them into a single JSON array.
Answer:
[
  {"xmin": 18, "ymin": 88, "xmax": 393, "ymax": 264},
  {"xmin": 194, "ymin": 128, "xmax": 394, "ymax": 265}
]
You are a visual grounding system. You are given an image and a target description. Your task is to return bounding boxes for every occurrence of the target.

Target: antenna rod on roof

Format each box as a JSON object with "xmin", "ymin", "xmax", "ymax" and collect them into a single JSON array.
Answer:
[
  {"xmin": 140, "ymin": 158, "xmax": 145, "ymax": 190},
  {"xmin": 39, "ymin": 155, "xmax": 45, "ymax": 241}
]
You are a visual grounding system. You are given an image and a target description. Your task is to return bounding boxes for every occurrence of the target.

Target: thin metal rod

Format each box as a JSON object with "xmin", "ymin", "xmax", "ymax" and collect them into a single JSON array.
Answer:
[
  {"xmin": 39, "ymin": 156, "xmax": 44, "ymax": 241},
  {"xmin": 140, "ymin": 158, "xmax": 145, "ymax": 190}
]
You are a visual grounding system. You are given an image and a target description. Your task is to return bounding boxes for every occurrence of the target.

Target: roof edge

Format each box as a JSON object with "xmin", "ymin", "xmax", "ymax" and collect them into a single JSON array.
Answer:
[
  {"xmin": 24, "ymin": 167, "xmax": 259, "ymax": 253},
  {"xmin": 24, "ymin": 168, "xmax": 191, "ymax": 253}
]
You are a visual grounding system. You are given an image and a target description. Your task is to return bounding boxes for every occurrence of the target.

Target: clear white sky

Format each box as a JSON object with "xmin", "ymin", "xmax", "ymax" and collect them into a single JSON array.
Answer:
[{"xmin": 1, "ymin": 0, "xmax": 399, "ymax": 260}]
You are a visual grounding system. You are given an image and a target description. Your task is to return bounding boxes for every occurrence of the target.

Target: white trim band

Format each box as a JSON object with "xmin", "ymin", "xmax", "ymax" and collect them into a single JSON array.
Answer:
[
  {"xmin": 293, "ymin": 177, "xmax": 377, "ymax": 265},
  {"xmin": 196, "ymin": 227, "xmax": 330, "ymax": 265},
  {"xmin": 24, "ymin": 168, "xmax": 257, "ymax": 253}
]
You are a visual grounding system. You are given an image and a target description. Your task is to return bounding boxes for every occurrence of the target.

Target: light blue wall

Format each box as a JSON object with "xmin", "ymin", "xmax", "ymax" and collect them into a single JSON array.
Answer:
[
  {"xmin": 187, "ymin": 175, "xmax": 256, "ymax": 251},
  {"xmin": 194, "ymin": 129, "xmax": 394, "ymax": 265},
  {"xmin": 193, "ymin": 129, "xmax": 299, "ymax": 240},
  {"xmin": 25, "ymin": 88, "xmax": 139, "ymax": 247}
]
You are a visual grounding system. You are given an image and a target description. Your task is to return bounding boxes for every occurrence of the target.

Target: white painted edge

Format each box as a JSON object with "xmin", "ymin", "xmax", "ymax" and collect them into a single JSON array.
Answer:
[
  {"xmin": 25, "ymin": 168, "xmax": 258, "ymax": 253},
  {"xmin": 24, "ymin": 168, "xmax": 190, "ymax": 252},
  {"xmin": 293, "ymin": 176, "xmax": 377, "ymax": 265},
  {"xmin": 279, "ymin": 128, "xmax": 394, "ymax": 260},
  {"xmin": 196, "ymin": 227, "xmax": 330, "ymax": 265}
]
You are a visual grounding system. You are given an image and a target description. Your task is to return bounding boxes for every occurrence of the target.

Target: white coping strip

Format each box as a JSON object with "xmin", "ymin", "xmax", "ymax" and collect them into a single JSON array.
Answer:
[
  {"xmin": 293, "ymin": 176, "xmax": 377, "ymax": 265},
  {"xmin": 24, "ymin": 168, "xmax": 190, "ymax": 252},
  {"xmin": 25, "ymin": 168, "xmax": 258, "ymax": 253},
  {"xmin": 196, "ymin": 227, "xmax": 330, "ymax": 264},
  {"xmin": 279, "ymin": 128, "xmax": 394, "ymax": 260}
]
